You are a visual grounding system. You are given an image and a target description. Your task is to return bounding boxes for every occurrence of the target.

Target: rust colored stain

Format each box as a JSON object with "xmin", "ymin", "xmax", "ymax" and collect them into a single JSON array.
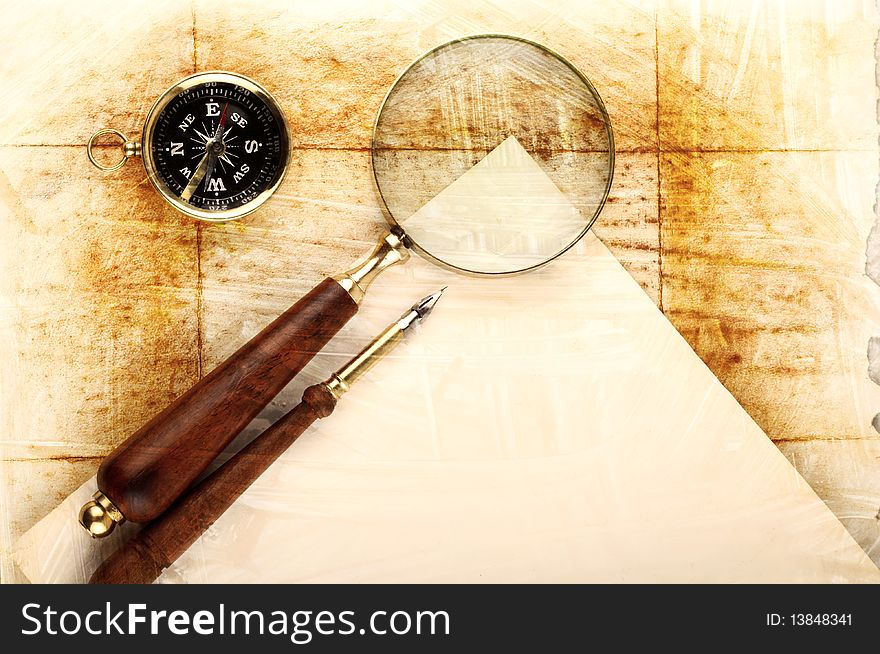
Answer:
[
  {"xmin": 69, "ymin": 189, "xmax": 202, "ymax": 451},
  {"xmin": 195, "ymin": 15, "xmax": 414, "ymax": 150},
  {"xmin": 659, "ymin": 145, "xmax": 877, "ymax": 441},
  {"xmin": 657, "ymin": 6, "xmax": 877, "ymax": 152},
  {"xmin": 655, "ymin": 5, "xmax": 880, "ymax": 444},
  {"xmin": 1, "ymin": 144, "xmax": 201, "ymax": 461}
]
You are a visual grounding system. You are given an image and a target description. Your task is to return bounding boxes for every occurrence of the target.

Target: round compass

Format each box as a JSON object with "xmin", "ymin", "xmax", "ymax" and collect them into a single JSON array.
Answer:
[{"xmin": 89, "ymin": 71, "xmax": 289, "ymax": 222}]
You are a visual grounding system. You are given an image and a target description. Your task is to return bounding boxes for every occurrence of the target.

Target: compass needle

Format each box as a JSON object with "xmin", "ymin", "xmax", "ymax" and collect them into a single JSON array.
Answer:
[{"xmin": 180, "ymin": 148, "xmax": 212, "ymax": 202}]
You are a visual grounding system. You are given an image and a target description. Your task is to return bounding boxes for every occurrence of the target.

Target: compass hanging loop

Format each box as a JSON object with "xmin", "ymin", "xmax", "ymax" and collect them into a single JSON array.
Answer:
[{"xmin": 87, "ymin": 128, "xmax": 141, "ymax": 172}]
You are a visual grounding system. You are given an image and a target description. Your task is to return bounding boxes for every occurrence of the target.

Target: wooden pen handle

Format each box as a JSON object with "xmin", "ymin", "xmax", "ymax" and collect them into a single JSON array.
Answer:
[
  {"xmin": 90, "ymin": 383, "xmax": 337, "ymax": 584},
  {"xmin": 97, "ymin": 278, "xmax": 356, "ymax": 524}
]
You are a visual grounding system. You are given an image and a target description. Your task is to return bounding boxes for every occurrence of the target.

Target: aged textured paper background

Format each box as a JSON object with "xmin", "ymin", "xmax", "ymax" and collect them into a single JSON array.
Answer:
[
  {"xmin": 12, "ymin": 136, "xmax": 879, "ymax": 582},
  {"xmin": 2, "ymin": 0, "xmax": 880, "ymax": 579}
]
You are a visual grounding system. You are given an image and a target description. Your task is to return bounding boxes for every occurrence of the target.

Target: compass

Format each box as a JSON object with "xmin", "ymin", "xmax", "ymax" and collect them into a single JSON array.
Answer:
[{"xmin": 88, "ymin": 71, "xmax": 289, "ymax": 222}]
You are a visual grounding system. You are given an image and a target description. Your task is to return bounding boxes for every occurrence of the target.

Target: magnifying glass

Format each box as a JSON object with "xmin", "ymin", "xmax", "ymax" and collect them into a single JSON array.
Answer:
[
  {"xmin": 80, "ymin": 34, "xmax": 614, "ymax": 537},
  {"xmin": 373, "ymin": 34, "xmax": 614, "ymax": 275}
]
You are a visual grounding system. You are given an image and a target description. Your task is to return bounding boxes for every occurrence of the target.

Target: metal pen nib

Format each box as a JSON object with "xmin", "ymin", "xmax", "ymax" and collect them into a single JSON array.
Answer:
[
  {"xmin": 324, "ymin": 288, "xmax": 446, "ymax": 399},
  {"xmin": 398, "ymin": 286, "xmax": 447, "ymax": 329},
  {"xmin": 413, "ymin": 286, "xmax": 447, "ymax": 319}
]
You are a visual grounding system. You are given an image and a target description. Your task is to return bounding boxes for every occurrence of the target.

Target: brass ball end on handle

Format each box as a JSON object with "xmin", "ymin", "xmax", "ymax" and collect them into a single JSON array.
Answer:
[{"xmin": 78, "ymin": 491, "xmax": 126, "ymax": 538}]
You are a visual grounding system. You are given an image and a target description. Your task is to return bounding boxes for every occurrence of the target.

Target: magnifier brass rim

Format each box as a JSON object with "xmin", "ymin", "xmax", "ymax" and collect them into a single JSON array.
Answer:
[
  {"xmin": 370, "ymin": 33, "xmax": 616, "ymax": 277},
  {"xmin": 140, "ymin": 71, "xmax": 290, "ymax": 223}
]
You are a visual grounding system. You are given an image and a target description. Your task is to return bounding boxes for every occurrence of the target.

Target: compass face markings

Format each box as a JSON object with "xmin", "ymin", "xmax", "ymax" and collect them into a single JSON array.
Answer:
[{"xmin": 151, "ymin": 81, "xmax": 284, "ymax": 213}]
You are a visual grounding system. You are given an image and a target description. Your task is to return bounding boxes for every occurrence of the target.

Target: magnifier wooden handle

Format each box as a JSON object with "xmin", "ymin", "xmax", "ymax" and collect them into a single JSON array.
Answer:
[
  {"xmin": 91, "ymin": 279, "xmax": 355, "ymax": 527},
  {"xmin": 81, "ymin": 233, "xmax": 408, "ymax": 538},
  {"xmin": 90, "ymin": 383, "xmax": 338, "ymax": 584}
]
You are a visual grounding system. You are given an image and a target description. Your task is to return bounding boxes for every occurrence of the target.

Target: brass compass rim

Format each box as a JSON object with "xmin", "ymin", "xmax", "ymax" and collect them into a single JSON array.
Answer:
[{"xmin": 140, "ymin": 70, "xmax": 290, "ymax": 223}]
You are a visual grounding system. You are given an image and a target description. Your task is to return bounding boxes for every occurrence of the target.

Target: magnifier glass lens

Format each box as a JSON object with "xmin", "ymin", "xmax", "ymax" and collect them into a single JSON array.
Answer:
[{"xmin": 372, "ymin": 35, "xmax": 614, "ymax": 274}]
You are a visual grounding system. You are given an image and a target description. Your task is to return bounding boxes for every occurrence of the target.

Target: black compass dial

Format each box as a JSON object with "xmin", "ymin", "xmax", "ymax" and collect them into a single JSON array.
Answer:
[{"xmin": 151, "ymin": 81, "xmax": 286, "ymax": 213}]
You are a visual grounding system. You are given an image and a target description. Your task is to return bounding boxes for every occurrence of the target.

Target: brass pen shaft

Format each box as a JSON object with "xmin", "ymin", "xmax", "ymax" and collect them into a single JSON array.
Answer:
[{"xmin": 323, "ymin": 286, "xmax": 446, "ymax": 399}]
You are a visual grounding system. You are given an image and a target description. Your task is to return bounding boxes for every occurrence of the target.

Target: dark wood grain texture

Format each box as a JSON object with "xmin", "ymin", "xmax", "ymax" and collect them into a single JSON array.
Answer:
[
  {"xmin": 97, "ymin": 278, "xmax": 355, "ymax": 524},
  {"xmin": 90, "ymin": 383, "xmax": 337, "ymax": 584}
]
